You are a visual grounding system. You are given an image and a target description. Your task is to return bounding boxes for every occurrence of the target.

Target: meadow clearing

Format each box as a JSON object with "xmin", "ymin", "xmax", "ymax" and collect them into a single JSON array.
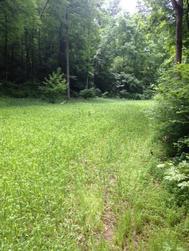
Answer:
[{"xmin": 0, "ymin": 98, "xmax": 188, "ymax": 250}]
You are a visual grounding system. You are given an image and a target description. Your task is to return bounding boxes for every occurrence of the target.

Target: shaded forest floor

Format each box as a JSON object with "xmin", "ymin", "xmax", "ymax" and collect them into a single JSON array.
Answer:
[{"xmin": 0, "ymin": 98, "xmax": 188, "ymax": 250}]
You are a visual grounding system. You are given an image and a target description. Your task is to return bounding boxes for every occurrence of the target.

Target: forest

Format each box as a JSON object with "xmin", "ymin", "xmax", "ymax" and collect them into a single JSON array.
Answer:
[
  {"xmin": 0, "ymin": 0, "xmax": 189, "ymax": 250},
  {"xmin": 0, "ymin": 0, "xmax": 174, "ymax": 99}
]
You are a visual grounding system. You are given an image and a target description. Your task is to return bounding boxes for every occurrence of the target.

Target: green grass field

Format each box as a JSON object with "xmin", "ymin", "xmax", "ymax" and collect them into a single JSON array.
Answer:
[{"xmin": 0, "ymin": 98, "xmax": 188, "ymax": 250}]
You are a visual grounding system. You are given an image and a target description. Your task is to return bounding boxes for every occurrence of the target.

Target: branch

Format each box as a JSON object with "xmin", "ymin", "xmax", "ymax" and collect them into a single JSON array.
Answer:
[{"xmin": 40, "ymin": 0, "xmax": 50, "ymax": 18}]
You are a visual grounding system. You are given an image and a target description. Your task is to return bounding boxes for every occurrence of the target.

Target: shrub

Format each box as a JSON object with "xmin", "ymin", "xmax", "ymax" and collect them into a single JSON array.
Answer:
[
  {"xmin": 157, "ymin": 156, "xmax": 189, "ymax": 205},
  {"xmin": 154, "ymin": 64, "xmax": 189, "ymax": 202},
  {"xmin": 119, "ymin": 90, "xmax": 129, "ymax": 99},
  {"xmin": 95, "ymin": 88, "xmax": 102, "ymax": 97},
  {"xmin": 71, "ymin": 90, "xmax": 79, "ymax": 98},
  {"xmin": 113, "ymin": 72, "xmax": 143, "ymax": 94},
  {"xmin": 118, "ymin": 90, "xmax": 142, "ymax": 100},
  {"xmin": 40, "ymin": 68, "xmax": 67, "ymax": 103},
  {"xmin": 79, "ymin": 88, "xmax": 96, "ymax": 99},
  {"xmin": 102, "ymin": 91, "xmax": 109, "ymax": 98},
  {"xmin": 164, "ymin": 159, "xmax": 189, "ymax": 189},
  {"xmin": 0, "ymin": 81, "xmax": 26, "ymax": 98},
  {"xmin": 139, "ymin": 88, "xmax": 155, "ymax": 100},
  {"xmin": 155, "ymin": 64, "xmax": 189, "ymax": 156},
  {"xmin": 0, "ymin": 81, "xmax": 41, "ymax": 98},
  {"xmin": 23, "ymin": 81, "xmax": 41, "ymax": 98}
]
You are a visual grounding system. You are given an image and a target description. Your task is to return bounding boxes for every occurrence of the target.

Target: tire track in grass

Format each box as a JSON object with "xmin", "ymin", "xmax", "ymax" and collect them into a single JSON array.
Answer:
[{"xmin": 103, "ymin": 174, "xmax": 117, "ymax": 244}]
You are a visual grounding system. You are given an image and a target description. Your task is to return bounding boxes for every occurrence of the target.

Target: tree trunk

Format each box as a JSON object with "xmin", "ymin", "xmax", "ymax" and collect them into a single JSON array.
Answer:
[
  {"xmin": 86, "ymin": 73, "xmax": 89, "ymax": 89},
  {"xmin": 4, "ymin": 13, "xmax": 8, "ymax": 80},
  {"xmin": 25, "ymin": 29, "xmax": 30, "ymax": 79},
  {"xmin": 65, "ymin": 9, "xmax": 70, "ymax": 99},
  {"xmin": 31, "ymin": 25, "xmax": 35, "ymax": 81},
  {"xmin": 59, "ymin": 22, "xmax": 65, "ymax": 70},
  {"xmin": 175, "ymin": 3, "xmax": 183, "ymax": 63},
  {"xmin": 38, "ymin": 29, "xmax": 42, "ymax": 67},
  {"xmin": 187, "ymin": 0, "xmax": 189, "ymax": 30},
  {"xmin": 171, "ymin": 0, "xmax": 183, "ymax": 63}
]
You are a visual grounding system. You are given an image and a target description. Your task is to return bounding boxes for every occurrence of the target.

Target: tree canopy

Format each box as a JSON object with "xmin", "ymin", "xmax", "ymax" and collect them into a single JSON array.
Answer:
[{"xmin": 0, "ymin": 0, "xmax": 189, "ymax": 98}]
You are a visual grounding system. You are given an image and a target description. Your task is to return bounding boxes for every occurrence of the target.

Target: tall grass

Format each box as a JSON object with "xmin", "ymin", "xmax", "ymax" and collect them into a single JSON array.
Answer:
[{"xmin": 0, "ymin": 98, "xmax": 188, "ymax": 250}]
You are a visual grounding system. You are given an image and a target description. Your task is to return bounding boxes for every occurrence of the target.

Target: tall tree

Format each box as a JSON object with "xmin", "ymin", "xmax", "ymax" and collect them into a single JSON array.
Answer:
[
  {"xmin": 171, "ymin": 0, "xmax": 184, "ymax": 63},
  {"xmin": 65, "ymin": 6, "xmax": 70, "ymax": 99}
]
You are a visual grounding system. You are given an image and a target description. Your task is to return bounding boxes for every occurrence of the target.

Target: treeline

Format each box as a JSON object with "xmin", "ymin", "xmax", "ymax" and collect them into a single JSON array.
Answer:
[
  {"xmin": 146, "ymin": 0, "xmax": 189, "ymax": 204},
  {"xmin": 0, "ymin": 0, "xmax": 101, "ymax": 97},
  {"xmin": 0, "ymin": 0, "xmax": 169, "ymax": 99}
]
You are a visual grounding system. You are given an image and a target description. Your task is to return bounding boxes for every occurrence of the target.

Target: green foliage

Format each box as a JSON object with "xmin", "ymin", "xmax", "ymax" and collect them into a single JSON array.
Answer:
[
  {"xmin": 0, "ymin": 0, "xmax": 101, "ymax": 94},
  {"xmin": 113, "ymin": 72, "xmax": 143, "ymax": 96},
  {"xmin": 0, "ymin": 0, "xmax": 178, "ymax": 98},
  {"xmin": 139, "ymin": 88, "xmax": 155, "ymax": 100},
  {"xmin": 0, "ymin": 81, "xmax": 40, "ymax": 98},
  {"xmin": 79, "ymin": 88, "xmax": 96, "ymax": 99},
  {"xmin": 94, "ymin": 12, "xmax": 166, "ymax": 96},
  {"xmin": 164, "ymin": 159, "xmax": 189, "ymax": 189},
  {"xmin": 102, "ymin": 91, "xmax": 110, "ymax": 98},
  {"xmin": 155, "ymin": 64, "xmax": 189, "ymax": 156},
  {"xmin": 118, "ymin": 90, "xmax": 141, "ymax": 100},
  {"xmin": 156, "ymin": 158, "xmax": 189, "ymax": 205},
  {"xmin": 40, "ymin": 68, "xmax": 67, "ymax": 103},
  {"xmin": 154, "ymin": 64, "xmax": 189, "ymax": 202},
  {"xmin": 95, "ymin": 88, "xmax": 102, "ymax": 97},
  {"xmin": 119, "ymin": 89, "xmax": 129, "ymax": 99}
]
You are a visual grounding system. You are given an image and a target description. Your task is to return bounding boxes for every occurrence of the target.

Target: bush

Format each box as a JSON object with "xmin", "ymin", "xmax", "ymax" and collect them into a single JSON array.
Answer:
[
  {"xmin": 102, "ymin": 91, "xmax": 109, "ymax": 98},
  {"xmin": 95, "ymin": 88, "xmax": 102, "ymax": 97},
  {"xmin": 119, "ymin": 90, "xmax": 129, "ymax": 99},
  {"xmin": 0, "ymin": 81, "xmax": 40, "ymax": 98},
  {"xmin": 113, "ymin": 72, "xmax": 143, "ymax": 94},
  {"xmin": 154, "ymin": 64, "xmax": 189, "ymax": 202},
  {"xmin": 23, "ymin": 81, "xmax": 41, "ymax": 98},
  {"xmin": 0, "ymin": 81, "xmax": 24, "ymax": 98},
  {"xmin": 164, "ymin": 159, "xmax": 189, "ymax": 189},
  {"xmin": 139, "ymin": 88, "xmax": 155, "ymax": 100},
  {"xmin": 40, "ymin": 68, "xmax": 67, "ymax": 103},
  {"xmin": 71, "ymin": 90, "xmax": 79, "ymax": 98},
  {"xmin": 119, "ymin": 90, "xmax": 142, "ymax": 100},
  {"xmin": 157, "ymin": 157, "xmax": 189, "ymax": 205},
  {"xmin": 155, "ymin": 64, "xmax": 189, "ymax": 156},
  {"xmin": 79, "ymin": 88, "xmax": 96, "ymax": 99}
]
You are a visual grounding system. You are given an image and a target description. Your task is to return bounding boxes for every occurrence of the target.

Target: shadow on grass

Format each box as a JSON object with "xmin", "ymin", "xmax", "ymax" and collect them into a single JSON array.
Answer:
[
  {"xmin": 0, "ymin": 96, "xmax": 151, "ymax": 108},
  {"xmin": 0, "ymin": 97, "xmax": 118, "ymax": 108}
]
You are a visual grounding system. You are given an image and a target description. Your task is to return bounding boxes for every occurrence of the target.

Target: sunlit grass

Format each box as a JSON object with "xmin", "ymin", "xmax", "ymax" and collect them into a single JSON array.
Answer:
[{"xmin": 0, "ymin": 98, "xmax": 188, "ymax": 250}]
